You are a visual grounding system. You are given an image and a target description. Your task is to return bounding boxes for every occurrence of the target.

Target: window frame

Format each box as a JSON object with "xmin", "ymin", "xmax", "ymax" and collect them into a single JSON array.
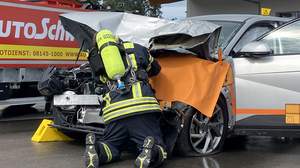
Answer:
[
  {"xmin": 205, "ymin": 20, "xmax": 244, "ymax": 50},
  {"xmin": 231, "ymin": 20, "xmax": 285, "ymax": 58},
  {"xmin": 231, "ymin": 21, "xmax": 281, "ymax": 57},
  {"xmin": 257, "ymin": 19, "xmax": 300, "ymax": 56}
]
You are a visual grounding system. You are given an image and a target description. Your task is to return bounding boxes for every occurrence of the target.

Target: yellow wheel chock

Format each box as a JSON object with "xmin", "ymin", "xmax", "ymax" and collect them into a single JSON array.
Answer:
[{"xmin": 31, "ymin": 119, "xmax": 73, "ymax": 143}]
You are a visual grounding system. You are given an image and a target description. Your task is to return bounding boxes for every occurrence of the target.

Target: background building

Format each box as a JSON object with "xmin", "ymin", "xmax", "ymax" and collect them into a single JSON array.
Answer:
[
  {"xmin": 187, "ymin": 0, "xmax": 300, "ymax": 18},
  {"xmin": 152, "ymin": 0, "xmax": 300, "ymax": 18}
]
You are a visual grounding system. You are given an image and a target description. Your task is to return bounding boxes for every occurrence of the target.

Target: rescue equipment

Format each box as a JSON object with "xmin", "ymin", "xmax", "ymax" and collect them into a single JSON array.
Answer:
[
  {"xmin": 96, "ymin": 29, "xmax": 126, "ymax": 90},
  {"xmin": 31, "ymin": 119, "xmax": 73, "ymax": 142}
]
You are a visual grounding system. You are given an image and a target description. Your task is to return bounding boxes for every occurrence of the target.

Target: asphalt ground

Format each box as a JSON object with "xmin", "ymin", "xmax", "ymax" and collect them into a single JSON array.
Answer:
[{"xmin": 1, "ymin": 107, "xmax": 300, "ymax": 168}]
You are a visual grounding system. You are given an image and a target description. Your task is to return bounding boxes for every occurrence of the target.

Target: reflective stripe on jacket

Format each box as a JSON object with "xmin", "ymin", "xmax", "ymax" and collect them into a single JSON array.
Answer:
[{"xmin": 102, "ymin": 42, "xmax": 161, "ymax": 123}]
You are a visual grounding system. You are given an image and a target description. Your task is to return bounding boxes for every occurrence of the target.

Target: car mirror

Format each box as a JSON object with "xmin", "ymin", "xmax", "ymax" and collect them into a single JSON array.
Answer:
[{"xmin": 237, "ymin": 41, "xmax": 273, "ymax": 58}]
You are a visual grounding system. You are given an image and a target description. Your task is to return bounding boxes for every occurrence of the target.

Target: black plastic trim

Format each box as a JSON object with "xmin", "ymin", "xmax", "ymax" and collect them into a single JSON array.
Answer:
[{"xmin": 50, "ymin": 124, "xmax": 105, "ymax": 135}]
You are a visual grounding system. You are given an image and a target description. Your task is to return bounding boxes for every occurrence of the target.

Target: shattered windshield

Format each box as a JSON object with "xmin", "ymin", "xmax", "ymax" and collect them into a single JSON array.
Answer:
[{"xmin": 209, "ymin": 21, "xmax": 242, "ymax": 49}]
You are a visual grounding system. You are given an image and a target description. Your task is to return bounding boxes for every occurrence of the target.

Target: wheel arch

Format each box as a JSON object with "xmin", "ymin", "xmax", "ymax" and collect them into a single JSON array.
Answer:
[{"xmin": 221, "ymin": 86, "xmax": 235, "ymax": 132}]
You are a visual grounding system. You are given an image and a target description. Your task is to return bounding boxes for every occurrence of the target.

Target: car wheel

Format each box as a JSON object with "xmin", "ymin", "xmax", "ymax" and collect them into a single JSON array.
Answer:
[{"xmin": 175, "ymin": 96, "xmax": 228, "ymax": 156}]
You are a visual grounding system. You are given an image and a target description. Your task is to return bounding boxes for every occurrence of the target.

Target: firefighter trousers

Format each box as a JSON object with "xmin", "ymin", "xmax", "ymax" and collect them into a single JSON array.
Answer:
[{"xmin": 95, "ymin": 113, "xmax": 165, "ymax": 164}]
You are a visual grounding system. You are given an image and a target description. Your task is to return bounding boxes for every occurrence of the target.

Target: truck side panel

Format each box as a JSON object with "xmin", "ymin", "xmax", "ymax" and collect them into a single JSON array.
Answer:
[
  {"xmin": 0, "ymin": 1, "xmax": 87, "ymax": 102},
  {"xmin": 0, "ymin": 1, "xmax": 87, "ymax": 68}
]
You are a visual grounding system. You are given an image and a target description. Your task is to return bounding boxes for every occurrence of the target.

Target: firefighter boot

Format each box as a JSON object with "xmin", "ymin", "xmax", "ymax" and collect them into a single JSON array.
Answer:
[
  {"xmin": 84, "ymin": 133, "xmax": 99, "ymax": 168},
  {"xmin": 135, "ymin": 136, "xmax": 155, "ymax": 168},
  {"xmin": 150, "ymin": 145, "xmax": 167, "ymax": 168}
]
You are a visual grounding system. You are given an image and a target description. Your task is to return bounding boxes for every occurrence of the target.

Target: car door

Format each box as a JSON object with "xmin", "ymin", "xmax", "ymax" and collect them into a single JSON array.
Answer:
[{"xmin": 233, "ymin": 20, "xmax": 300, "ymax": 129}]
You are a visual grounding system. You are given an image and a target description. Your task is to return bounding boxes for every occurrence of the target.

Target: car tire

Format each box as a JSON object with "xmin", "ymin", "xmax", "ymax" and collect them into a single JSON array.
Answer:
[{"xmin": 175, "ymin": 96, "xmax": 228, "ymax": 156}]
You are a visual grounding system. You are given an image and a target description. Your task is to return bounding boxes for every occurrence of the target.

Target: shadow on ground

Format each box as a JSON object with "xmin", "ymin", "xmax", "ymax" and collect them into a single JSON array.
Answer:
[
  {"xmin": 2, "ymin": 108, "xmax": 300, "ymax": 168},
  {"xmin": 1, "ymin": 106, "xmax": 38, "ymax": 117},
  {"xmin": 99, "ymin": 135, "xmax": 300, "ymax": 168}
]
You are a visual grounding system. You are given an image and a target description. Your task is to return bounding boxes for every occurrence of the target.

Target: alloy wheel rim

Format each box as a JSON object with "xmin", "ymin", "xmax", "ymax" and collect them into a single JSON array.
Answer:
[{"xmin": 189, "ymin": 104, "xmax": 224, "ymax": 154}]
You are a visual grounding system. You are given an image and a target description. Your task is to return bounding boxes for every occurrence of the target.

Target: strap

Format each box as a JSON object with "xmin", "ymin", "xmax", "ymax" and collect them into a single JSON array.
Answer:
[
  {"xmin": 103, "ymin": 93, "xmax": 111, "ymax": 106},
  {"xmin": 99, "ymin": 75, "xmax": 108, "ymax": 83},
  {"xmin": 123, "ymin": 42, "xmax": 138, "ymax": 79},
  {"xmin": 132, "ymin": 82, "xmax": 142, "ymax": 98},
  {"xmin": 125, "ymin": 48, "xmax": 135, "ymax": 54},
  {"xmin": 123, "ymin": 42, "xmax": 135, "ymax": 49},
  {"xmin": 128, "ymin": 54, "xmax": 138, "ymax": 71},
  {"xmin": 98, "ymin": 41, "xmax": 118, "ymax": 52}
]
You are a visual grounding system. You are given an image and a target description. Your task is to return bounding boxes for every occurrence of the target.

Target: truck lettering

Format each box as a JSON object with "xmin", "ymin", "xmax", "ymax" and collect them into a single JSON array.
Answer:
[
  {"xmin": 0, "ymin": 20, "xmax": 11, "ymax": 37},
  {"xmin": 55, "ymin": 20, "xmax": 64, "ymax": 41},
  {"xmin": 12, "ymin": 21, "xmax": 24, "ymax": 38},
  {"xmin": 48, "ymin": 24, "xmax": 56, "ymax": 40},
  {"xmin": 35, "ymin": 18, "xmax": 49, "ymax": 40},
  {"xmin": 65, "ymin": 31, "xmax": 75, "ymax": 41},
  {"xmin": 0, "ymin": 18, "xmax": 74, "ymax": 42},
  {"xmin": 24, "ymin": 22, "xmax": 36, "ymax": 39}
]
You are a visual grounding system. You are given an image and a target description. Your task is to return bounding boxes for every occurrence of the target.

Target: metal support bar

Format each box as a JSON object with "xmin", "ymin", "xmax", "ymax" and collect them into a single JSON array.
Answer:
[
  {"xmin": 54, "ymin": 95, "xmax": 103, "ymax": 106},
  {"xmin": 50, "ymin": 123, "xmax": 105, "ymax": 135}
]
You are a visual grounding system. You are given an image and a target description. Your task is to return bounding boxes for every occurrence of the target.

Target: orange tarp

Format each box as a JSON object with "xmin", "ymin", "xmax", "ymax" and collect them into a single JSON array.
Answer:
[{"xmin": 151, "ymin": 54, "xmax": 230, "ymax": 117}]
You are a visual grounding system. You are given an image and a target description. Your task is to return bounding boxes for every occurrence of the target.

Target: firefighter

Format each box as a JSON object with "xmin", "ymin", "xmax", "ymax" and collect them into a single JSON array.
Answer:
[{"xmin": 84, "ymin": 29, "xmax": 167, "ymax": 168}]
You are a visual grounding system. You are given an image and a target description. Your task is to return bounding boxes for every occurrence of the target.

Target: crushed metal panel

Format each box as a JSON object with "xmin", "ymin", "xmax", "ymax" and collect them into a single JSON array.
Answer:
[
  {"xmin": 60, "ymin": 12, "xmax": 221, "ymax": 59},
  {"xmin": 149, "ymin": 19, "xmax": 221, "ymax": 59}
]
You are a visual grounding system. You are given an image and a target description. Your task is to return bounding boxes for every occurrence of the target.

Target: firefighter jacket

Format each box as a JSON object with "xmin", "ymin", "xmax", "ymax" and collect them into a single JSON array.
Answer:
[{"xmin": 99, "ymin": 42, "xmax": 162, "ymax": 124}]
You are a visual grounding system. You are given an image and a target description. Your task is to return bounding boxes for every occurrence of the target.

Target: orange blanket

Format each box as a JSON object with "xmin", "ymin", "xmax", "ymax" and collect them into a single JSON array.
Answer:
[{"xmin": 151, "ymin": 54, "xmax": 230, "ymax": 117}]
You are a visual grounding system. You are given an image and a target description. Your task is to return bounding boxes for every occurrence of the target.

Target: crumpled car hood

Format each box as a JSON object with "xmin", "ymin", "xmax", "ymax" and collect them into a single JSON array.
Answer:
[{"xmin": 60, "ymin": 12, "xmax": 221, "ymax": 59}]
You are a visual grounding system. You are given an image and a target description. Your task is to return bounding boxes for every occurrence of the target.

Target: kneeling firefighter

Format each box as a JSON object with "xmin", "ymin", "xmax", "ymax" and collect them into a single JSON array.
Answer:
[{"xmin": 84, "ymin": 29, "xmax": 167, "ymax": 168}]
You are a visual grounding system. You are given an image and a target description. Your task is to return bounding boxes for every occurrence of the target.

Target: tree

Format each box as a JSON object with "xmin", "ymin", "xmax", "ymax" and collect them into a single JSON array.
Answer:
[{"xmin": 78, "ymin": 0, "xmax": 162, "ymax": 17}]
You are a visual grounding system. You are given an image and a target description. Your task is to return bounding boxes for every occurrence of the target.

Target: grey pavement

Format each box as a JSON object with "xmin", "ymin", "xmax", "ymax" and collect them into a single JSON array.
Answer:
[{"xmin": 1, "ymin": 109, "xmax": 300, "ymax": 168}]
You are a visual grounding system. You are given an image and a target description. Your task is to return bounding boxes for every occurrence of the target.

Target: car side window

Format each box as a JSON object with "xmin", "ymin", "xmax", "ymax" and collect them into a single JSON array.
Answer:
[
  {"xmin": 261, "ymin": 20, "xmax": 300, "ymax": 55},
  {"xmin": 232, "ymin": 23, "xmax": 275, "ymax": 55}
]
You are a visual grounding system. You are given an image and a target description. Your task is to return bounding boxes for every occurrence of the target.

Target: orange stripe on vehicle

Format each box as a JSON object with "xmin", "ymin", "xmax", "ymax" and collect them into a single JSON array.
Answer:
[{"xmin": 236, "ymin": 109, "xmax": 285, "ymax": 115}]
